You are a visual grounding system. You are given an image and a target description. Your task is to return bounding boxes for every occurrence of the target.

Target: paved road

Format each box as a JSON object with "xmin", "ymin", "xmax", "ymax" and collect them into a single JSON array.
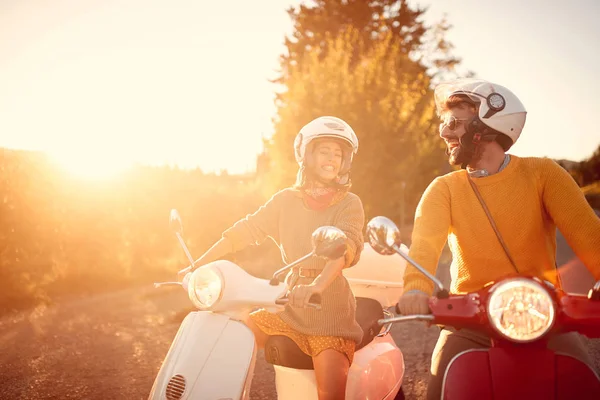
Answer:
[
  {"xmin": 1, "ymin": 284, "xmax": 598, "ymax": 400},
  {"xmin": 1, "ymin": 230, "xmax": 598, "ymax": 399},
  {"xmin": 0, "ymin": 283, "xmax": 437, "ymax": 400}
]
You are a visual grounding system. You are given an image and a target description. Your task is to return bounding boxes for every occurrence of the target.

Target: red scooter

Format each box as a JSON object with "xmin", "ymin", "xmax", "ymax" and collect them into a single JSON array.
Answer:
[{"xmin": 368, "ymin": 216, "xmax": 600, "ymax": 400}]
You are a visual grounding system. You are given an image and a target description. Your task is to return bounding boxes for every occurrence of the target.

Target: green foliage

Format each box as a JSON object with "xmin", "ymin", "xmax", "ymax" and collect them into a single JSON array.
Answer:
[
  {"xmin": 265, "ymin": 26, "xmax": 447, "ymax": 223},
  {"xmin": 262, "ymin": 0, "xmax": 461, "ymax": 225},
  {"xmin": 578, "ymin": 145, "xmax": 600, "ymax": 186},
  {"xmin": 280, "ymin": 0, "xmax": 459, "ymax": 80},
  {"xmin": 0, "ymin": 148, "xmax": 268, "ymax": 313},
  {"xmin": 557, "ymin": 144, "xmax": 600, "ymax": 188},
  {"xmin": 582, "ymin": 181, "xmax": 600, "ymax": 210}
]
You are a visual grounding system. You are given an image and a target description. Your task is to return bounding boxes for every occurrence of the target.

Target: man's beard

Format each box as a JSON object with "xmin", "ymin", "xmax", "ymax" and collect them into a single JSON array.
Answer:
[
  {"xmin": 447, "ymin": 144, "xmax": 472, "ymax": 166},
  {"xmin": 448, "ymin": 142, "xmax": 484, "ymax": 168}
]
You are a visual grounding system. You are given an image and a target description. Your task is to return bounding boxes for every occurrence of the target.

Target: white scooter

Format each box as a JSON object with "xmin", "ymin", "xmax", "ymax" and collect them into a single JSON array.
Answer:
[{"xmin": 148, "ymin": 210, "xmax": 408, "ymax": 400}]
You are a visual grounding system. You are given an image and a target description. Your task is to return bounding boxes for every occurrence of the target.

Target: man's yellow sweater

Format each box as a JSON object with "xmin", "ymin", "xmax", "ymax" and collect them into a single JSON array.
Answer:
[{"xmin": 405, "ymin": 156, "xmax": 600, "ymax": 295}]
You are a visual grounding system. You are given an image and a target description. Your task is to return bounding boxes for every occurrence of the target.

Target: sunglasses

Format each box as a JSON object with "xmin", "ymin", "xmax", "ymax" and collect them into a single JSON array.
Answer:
[{"xmin": 439, "ymin": 115, "xmax": 470, "ymax": 133}]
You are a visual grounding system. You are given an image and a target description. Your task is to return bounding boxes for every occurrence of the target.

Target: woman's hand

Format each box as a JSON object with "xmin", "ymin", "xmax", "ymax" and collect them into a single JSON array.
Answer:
[{"xmin": 289, "ymin": 283, "xmax": 324, "ymax": 308}]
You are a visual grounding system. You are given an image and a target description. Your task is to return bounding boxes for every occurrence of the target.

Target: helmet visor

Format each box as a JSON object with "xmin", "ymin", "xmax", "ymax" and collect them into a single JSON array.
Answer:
[{"xmin": 434, "ymin": 79, "xmax": 497, "ymax": 116}]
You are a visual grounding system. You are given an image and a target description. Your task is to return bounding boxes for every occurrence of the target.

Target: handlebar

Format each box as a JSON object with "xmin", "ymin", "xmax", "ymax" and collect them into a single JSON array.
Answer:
[{"xmin": 378, "ymin": 314, "xmax": 435, "ymax": 326}]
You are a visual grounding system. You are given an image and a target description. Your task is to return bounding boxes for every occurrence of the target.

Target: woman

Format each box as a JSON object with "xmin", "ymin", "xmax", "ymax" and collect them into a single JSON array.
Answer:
[{"xmin": 189, "ymin": 116, "xmax": 365, "ymax": 399}]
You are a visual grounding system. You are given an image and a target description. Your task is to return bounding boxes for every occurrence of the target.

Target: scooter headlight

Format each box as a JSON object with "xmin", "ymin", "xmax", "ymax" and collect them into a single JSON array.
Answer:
[
  {"xmin": 187, "ymin": 267, "xmax": 223, "ymax": 310},
  {"xmin": 487, "ymin": 278, "xmax": 555, "ymax": 343}
]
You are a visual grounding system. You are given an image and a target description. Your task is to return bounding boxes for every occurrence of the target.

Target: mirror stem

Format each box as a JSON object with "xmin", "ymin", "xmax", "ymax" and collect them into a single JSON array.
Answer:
[
  {"xmin": 176, "ymin": 232, "xmax": 197, "ymax": 268},
  {"xmin": 391, "ymin": 244, "xmax": 448, "ymax": 297},
  {"xmin": 270, "ymin": 251, "xmax": 315, "ymax": 285}
]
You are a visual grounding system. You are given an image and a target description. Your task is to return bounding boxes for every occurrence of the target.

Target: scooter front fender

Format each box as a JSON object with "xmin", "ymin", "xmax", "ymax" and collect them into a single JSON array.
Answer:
[
  {"xmin": 149, "ymin": 311, "xmax": 256, "ymax": 400},
  {"xmin": 442, "ymin": 347, "xmax": 600, "ymax": 400}
]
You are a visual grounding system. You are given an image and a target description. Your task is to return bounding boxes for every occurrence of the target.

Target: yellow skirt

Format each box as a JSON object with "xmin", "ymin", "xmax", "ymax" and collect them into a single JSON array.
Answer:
[{"xmin": 250, "ymin": 309, "xmax": 356, "ymax": 364}]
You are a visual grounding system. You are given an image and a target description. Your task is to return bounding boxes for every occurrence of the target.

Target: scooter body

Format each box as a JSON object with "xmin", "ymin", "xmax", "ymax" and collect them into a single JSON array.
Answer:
[
  {"xmin": 149, "ymin": 312, "xmax": 256, "ymax": 400},
  {"xmin": 149, "ymin": 245, "xmax": 408, "ymax": 400},
  {"xmin": 438, "ymin": 288, "xmax": 600, "ymax": 400},
  {"xmin": 442, "ymin": 344, "xmax": 600, "ymax": 400},
  {"xmin": 364, "ymin": 215, "xmax": 600, "ymax": 400}
]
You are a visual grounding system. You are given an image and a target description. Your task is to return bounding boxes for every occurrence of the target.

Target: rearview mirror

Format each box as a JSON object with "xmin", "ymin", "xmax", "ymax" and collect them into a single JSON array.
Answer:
[
  {"xmin": 311, "ymin": 226, "xmax": 347, "ymax": 260},
  {"xmin": 169, "ymin": 209, "xmax": 183, "ymax": 235},
  {"xmin": 366, "ymin": 216, "xmax": 402, "ymax": 255},
  {"xmin": 269, "ymin": 226, "xmax": 348, "ymax": 286}
]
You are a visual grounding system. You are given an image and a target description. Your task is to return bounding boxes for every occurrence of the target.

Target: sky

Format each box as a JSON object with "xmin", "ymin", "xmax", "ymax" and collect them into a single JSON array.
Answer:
[{"xmin": 0, "ymin": 0, "xmax": 599, "ymax": 177}]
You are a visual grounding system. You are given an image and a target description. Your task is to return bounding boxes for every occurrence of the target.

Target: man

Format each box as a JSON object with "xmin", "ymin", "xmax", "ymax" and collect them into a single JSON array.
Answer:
[{"xmin": 397, "ymin": 78, "xmax": 600, "ymax": 399}]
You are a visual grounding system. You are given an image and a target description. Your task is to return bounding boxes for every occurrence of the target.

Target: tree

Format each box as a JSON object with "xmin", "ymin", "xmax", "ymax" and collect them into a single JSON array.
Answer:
[
  {"xmin": 262, "ymin": 0, "xmax": 462, "ymax": 224},
  {"xmin": 0, "ymin": 150, "xmax": 271, "ymax": 313},
  {"xmin": 577, "ymin": 144, "xmax": 600, "ymax": 186},
  {"xmin": 279, "ymin": 0, "xmax": 460, "ymax": 82},
  {"xmin": 264, "ymin": 28, "xmax": 447, "ymax": 222}
]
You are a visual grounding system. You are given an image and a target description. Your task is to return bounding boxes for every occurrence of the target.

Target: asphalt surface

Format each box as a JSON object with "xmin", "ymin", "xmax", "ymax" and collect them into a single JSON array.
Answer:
[{"xmin": 1, "ymin": 230, "xmax": 598, "ymax": 399}]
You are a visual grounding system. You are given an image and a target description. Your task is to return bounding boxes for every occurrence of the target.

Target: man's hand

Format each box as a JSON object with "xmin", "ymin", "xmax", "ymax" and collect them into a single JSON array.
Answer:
[
  {"xmin": 289, "ymin": 284, "xmax": 323, "ymax": 308},
  {"xmin": 396, "ymin": 290, "xmax": 430, "ymax": 315}
]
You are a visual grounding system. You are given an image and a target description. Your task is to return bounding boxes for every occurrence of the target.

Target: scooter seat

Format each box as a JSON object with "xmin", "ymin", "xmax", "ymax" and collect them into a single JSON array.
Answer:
[{"xmin": 264, "ymin": 297, "xmax": 384, "ymax": 370}]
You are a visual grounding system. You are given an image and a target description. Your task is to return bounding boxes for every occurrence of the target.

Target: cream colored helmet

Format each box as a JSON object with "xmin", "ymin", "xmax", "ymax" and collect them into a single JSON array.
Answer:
[
  {"xmin": 434, "ymin": 78, "xmax": 527, "ymax": 147},
  {"xmin": 294, "ymin": 116, "xmax": 359, "ymax": 177}
]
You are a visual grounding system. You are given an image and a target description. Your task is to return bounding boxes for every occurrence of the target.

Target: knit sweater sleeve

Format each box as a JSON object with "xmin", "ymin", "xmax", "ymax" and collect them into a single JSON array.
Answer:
[
  {"xmin": 404, "ymin": 177, "xmax": 451, "ymax": 295},
  {"xmin": 221, "ymin": 190, "xmax": 284, "ymax": 252},
  {"xmin": 334, "ymin": 194, "xmax": 365, "ymax": 268},
  {"xmin": 541, "ymin": 159, "xmax": 600, "ymax": 280}
]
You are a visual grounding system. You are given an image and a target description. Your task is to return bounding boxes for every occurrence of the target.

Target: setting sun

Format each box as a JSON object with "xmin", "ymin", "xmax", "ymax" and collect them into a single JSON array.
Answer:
[
  {"xmin": 0, "ymin": 1, "xmax": 287, "ymax": 176},
  {"xmin": 50, "ymin": 150, "xmax": 133, "ymax": 180}
]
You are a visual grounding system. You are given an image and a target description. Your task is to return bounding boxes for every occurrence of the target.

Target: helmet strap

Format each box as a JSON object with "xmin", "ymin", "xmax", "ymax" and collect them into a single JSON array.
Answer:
[
  {"xmin": 459, "ymin": 132, "xmax": 477, "ymax": 169},
  {"xmin": 302, "ymin": 163, "xmax": 351, "ymax": 189},
  {"xmin": 458, "ymin": 117, "xmax": 495, "ymax": 169}
]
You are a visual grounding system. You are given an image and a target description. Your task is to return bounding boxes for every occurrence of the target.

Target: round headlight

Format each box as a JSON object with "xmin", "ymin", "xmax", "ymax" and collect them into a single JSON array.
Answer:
[
  {"xmin": 487, "ymin": 278, "xmax": 555, "ymax": 343},
  {"xmin": 187, "ymin": 268, "xmax": 223, "ymax": 310}
]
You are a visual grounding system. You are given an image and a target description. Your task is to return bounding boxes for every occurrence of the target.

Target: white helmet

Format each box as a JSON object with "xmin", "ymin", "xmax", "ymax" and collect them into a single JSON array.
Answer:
[
  {"xmin": 294, "ymin": 116, "xmax": 359, "ymax": 177},
  {"xmin": 434, "ymin": 78, "xmax": 527, "ymax": 147}
]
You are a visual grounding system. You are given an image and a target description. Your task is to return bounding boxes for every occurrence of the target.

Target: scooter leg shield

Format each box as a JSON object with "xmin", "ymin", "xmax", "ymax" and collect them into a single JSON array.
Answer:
[
  {"xmin": 148, "ymin": 311, "xmax": 256, "ymax": 400},
  {"xmin": 442, "ymin": 347, "xmax": 600, "ymax": 400}
]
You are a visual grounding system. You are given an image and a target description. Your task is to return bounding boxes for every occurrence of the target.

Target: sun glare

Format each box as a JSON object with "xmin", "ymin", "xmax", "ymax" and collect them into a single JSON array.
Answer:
[{"xmin": 50, "ymin": 151, "xmax": 132, "ymax": 180}]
